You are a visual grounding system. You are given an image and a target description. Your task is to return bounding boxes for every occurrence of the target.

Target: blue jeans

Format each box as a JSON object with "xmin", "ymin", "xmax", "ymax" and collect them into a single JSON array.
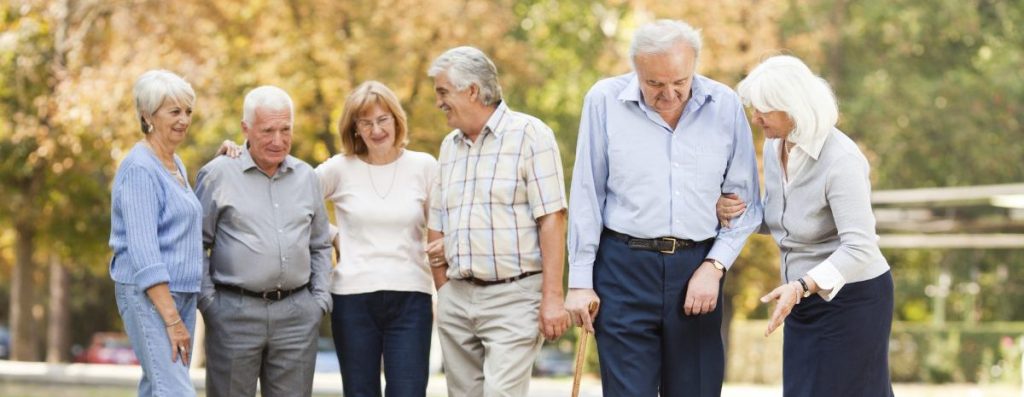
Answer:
[
  {"xmin": 331, "ymin": 291, "xmax": 432, "ymax": 397},
  {"xmin": 115, "ymin": 282, "xmax": 197, "ymax": 397}
]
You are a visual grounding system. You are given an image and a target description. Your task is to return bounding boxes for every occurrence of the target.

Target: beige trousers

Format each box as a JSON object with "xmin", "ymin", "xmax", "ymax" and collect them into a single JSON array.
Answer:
[{"xmin": 436, "ymin": 274, "xmax": 544, "ymax": 397}]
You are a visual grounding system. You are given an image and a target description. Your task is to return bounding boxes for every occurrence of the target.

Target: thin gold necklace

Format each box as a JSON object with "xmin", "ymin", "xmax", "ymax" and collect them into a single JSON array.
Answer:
[
  {"xmin": 142, "ymin": 140, "xmax": 186, "ymax": 188},
  {"xmin": 365, "ymin": 152, "xmax": 399, "ymax": 200}
]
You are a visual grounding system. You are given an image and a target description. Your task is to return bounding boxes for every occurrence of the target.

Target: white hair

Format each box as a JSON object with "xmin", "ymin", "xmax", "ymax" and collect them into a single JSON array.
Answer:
[
  {"xmin": 629, "ymin": 19, "xmax": 703, "ymax": 70},
  {"xmin": 133, "ymin": 69, "xmax": 195, "ymax": 134},
  {"xmin": 737, "ymin": 55, "xmax": 838, "ymax": 145},
  {"xmin": 427, "ymin": 46, "xmax": 503, "ymax": 107},
  {"xmin": 242, "ymin": 85, "xmax": 294, "ymax": 126}
]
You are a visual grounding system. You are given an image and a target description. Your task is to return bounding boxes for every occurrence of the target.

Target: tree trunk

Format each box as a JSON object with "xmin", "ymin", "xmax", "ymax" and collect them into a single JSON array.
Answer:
[
  {"xmin": 46, "ymin": 255, "xmax": 70, "ymax": 363},
  {"xmin": 11, "ymin": 222, "xmax": 39, "ymax": 361}
]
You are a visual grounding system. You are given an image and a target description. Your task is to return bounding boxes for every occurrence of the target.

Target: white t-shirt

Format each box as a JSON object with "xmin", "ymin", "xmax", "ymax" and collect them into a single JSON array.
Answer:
[{"xmin": 315, "ymin": 150, "xmax": 438, "ymax": 295}]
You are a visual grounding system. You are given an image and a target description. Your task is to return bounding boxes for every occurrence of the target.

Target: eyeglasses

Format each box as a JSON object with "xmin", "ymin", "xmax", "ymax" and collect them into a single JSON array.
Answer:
[{"xmin": 356, "ymin": 114, "xmax": 395, "ymax": 132}]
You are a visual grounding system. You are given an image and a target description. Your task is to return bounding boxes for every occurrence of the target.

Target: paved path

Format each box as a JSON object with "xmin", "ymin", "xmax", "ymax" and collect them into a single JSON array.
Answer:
[{"xmin": 0, "ymin": 361, "xmax": 1019, "ymax": 397}]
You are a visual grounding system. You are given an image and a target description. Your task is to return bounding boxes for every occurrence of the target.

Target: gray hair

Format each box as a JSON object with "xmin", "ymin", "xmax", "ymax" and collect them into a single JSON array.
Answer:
[
  {"xmin": 427, "ymin": 46, "xmax": 503, "ymax": 107},
  {"xmin": 133, "ymin": 69, "xmax": 195, "ymax": 134},
  {"xmin": 737, "ymin": 55, "xmax": 838, "ymax": 145},
  {"xmin": 629, "ymin": 19, "xmax": 703, "ymax": 70},
  {"xmin": 242, "ymin": 85, "xmax": 294, "ymax": 126}
]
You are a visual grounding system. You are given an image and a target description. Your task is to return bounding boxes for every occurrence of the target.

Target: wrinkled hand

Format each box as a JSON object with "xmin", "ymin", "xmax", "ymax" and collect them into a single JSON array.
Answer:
[
  {"xmin": 683, "ymin": 261, "xmax": 724, "ymax": 316},
  {"xmin": 424, "ymin": 239, "xmax": 446, "ymax": 267},
  {"xmin": 760, "ymin": 282, "xmax": 803, "ymax": 336},
  {"xmin": 565, "ymin": 288, "xmax": 601, "ymax": 333},
  {"xmin": 716, "ymin": 193, "xmax": 746, "ymax": 228},
  {"xmin": 167, "ymin": 320, "xmax": 192, "ymax": 366},
  {"xmin": 217, "ymin": 140, "xmax": 243, "ymax": 158},
  {"xmin": 539, "ymin": 295, "xmax": 570, "ymax": 340}
]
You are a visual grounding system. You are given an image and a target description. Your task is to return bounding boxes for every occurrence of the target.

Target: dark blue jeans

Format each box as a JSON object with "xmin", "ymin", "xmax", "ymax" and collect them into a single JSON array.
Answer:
[{"xmin": 331, "ymin": 291, "xmax": 432, "ymax": 397}]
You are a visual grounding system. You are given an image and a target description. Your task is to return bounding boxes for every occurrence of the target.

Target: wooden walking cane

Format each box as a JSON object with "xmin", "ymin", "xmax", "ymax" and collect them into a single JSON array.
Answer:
[{"xmin": 571, "ymin": 301, "xmax": 599, "ymax": 397}]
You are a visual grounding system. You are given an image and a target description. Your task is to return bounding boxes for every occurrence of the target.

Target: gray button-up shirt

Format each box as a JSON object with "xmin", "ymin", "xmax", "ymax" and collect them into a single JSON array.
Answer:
[{"xmin": 195, "ymin": 148, "xmax": 333, "ymax": 312}]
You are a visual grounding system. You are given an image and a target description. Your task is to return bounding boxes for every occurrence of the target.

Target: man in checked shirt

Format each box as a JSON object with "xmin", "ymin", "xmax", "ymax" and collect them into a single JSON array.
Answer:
[{"xmin": 424, "ymin": 46, "xmax": 571, "ymax": 397}]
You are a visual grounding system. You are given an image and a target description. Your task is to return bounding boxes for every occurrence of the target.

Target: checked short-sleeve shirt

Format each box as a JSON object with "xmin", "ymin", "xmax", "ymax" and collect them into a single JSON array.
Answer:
[{"xmin": 428, "ymin": 101, "xmax": 567, "ymax": 281}]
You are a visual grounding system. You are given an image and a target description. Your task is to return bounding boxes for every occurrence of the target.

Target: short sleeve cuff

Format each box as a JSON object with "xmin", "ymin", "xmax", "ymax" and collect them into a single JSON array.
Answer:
[
  {"xmin": 806, "ymin": 260, "xmax": 846, "ymax": 302},
  {"xmin": 532, "ymin": 201, "xmax": 567, "ymax": 220},
  {"xmin": 133, "ymin": 263, "xmax": 171, "ymax": 291}
]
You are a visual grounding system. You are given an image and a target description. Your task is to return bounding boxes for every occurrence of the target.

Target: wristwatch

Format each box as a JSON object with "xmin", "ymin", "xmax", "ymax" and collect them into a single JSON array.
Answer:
[
  {"xmin": 705, "ymin": 258, "xmax": 726, "ymax": 274},
  {"xmin": 797, "ymin": 277, "xmax": 812, "ymax": 298}
]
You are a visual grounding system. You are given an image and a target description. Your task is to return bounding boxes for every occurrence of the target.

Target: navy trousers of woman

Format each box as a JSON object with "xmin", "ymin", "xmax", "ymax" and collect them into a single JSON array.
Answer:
[
  {"xmin": 783, "ymin": 271, "xmax": 895, "ymax": 397},
  {"xmin": 331, "ymin": 291, "xmax": 433, "ymax": 397},
  {"xmin": 593, "ymin": 230, "xmax": 724, "ymax": 397}
]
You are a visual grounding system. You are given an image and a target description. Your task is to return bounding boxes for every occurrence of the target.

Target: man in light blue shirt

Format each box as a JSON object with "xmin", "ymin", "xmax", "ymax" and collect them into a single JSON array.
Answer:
[{"xmin": 564, "ymin": 20, "xmax": 762, "ymax": 397}]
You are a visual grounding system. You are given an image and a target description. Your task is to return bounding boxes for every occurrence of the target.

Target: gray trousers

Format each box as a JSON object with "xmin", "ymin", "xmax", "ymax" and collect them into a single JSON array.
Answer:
[{"xmin": 202, "ymin": 288, "xmax": 323, "ymax": 397}]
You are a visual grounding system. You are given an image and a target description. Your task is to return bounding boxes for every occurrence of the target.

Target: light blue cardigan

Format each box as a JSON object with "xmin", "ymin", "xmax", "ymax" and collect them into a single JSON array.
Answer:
[{"xmin": 109, "ymin": 142, "xmax": 203, "ymax": 292}]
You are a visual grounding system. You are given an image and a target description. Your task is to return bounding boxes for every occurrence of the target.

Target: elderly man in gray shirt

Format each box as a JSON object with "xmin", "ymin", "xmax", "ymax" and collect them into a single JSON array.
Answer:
[{"xmin": 195, "ymin": 85, "xmax": 332, "ymax": 397}]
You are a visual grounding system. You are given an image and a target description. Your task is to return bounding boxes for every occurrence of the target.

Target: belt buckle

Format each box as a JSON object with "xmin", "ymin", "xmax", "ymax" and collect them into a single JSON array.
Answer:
[
  {"xmin": 659, "ymin": 237, "xmax": 677, "ymax": 254},
  {"xmin": 263, "ymin": 290, "xmax": 282, "ymax": 301}
]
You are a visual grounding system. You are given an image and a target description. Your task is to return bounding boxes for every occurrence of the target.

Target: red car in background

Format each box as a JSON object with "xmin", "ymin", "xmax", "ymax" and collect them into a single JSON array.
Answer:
[{"xmin": 75, "ymin": 332, "xmax": 139, "ymax": 365}]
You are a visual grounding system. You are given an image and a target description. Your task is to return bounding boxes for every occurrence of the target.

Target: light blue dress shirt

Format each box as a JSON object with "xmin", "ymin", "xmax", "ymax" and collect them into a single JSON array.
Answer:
[{"xmin": 568, "ymin": 73, "xmax": 763, "ymax": 288}]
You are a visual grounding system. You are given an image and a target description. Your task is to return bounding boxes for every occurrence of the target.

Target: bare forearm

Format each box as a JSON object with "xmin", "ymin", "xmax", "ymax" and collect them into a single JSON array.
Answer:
[
  {"xmin": 538, "ymin": 210, "xmax": 566, "ymax": 298},
  {"xmin": 144, "ymin": 283, "xmax": 181, "ymax": 325},
  {"xmin": 427, "ymin": 229, "xmax": 448, "ymax": 288}
]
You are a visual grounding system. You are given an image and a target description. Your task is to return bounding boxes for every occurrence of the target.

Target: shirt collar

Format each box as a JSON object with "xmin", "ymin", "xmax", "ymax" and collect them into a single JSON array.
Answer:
[
  {"xmin": 788, "ymin": 127, "xmax": 831, "ymax": 160},
  {"xmin": 617, "ymin": 73, "xmax": 714, "ymax": 107},
  {"xmin": 453, "ymin": 100, "xmax": 509, "ymax": 144},
  {"xmin": 241, "ymin": 143, "xmax": 295, "ymax": 175}
]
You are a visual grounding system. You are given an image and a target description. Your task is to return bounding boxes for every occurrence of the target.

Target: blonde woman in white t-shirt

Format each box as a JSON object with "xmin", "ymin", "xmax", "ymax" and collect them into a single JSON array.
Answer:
[{"xmin": 218, "ymin": 81, "xmax": 438, "ymax": 397}]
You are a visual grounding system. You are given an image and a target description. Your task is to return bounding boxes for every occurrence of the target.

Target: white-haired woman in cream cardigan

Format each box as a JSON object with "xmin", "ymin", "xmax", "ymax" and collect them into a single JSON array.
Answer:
[{"xmin": 717, "ymin": 55, "xmax": 894, "ymax": 396}]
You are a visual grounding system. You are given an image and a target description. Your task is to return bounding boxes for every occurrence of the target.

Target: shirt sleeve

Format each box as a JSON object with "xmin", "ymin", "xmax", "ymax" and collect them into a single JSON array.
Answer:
[
  {"xmin": 427, "ymin": 142, "xmax": 446, "ymax": 233},
  {"xmin": 820, "ymin": 152, "xmax": 884, "ymax": 297},
  {"xmin": 307, "ymin": 171, "xmax": 334, "ymax": 313},
  {"xmin": 314, "ymin": 156, "xmax": 340, "ymax": 200},
  {"xmin": 567, "ymin": 90, "xmax": 610, "ymax": 289},
  {"xmin": 706, "ymin": 102, "xmax": 763, "ymax": 269},
  {"xmin": 193, "ymin": 165, "xmax": 219, "ymax": 307},
  {"xmin": 523, "ymin": 123, "xmax": 568, "ymax": 219},
  {"xmin": 118, "ymin": 165, "xmax": 171, "ymax": 291}
]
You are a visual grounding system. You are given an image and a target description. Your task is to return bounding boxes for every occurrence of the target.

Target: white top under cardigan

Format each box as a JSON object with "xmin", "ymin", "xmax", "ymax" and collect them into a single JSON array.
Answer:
[
  {"xmin": 763, "ymin": 128, "xmax": 890, "ymax": 301},
  {"xmin": 315, "ymin": 150, "xmax": 438, "ymax": 295}
]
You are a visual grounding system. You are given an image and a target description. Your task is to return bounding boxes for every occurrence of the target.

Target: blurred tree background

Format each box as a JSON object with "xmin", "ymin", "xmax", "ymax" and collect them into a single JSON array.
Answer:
[{"xmin": 2, "ymin": 0, "xmax": 1022, "ymax": 383}]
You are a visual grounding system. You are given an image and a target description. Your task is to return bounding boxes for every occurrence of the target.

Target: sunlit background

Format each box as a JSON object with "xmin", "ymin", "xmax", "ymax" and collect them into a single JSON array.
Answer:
[{"xmin": 2, "ymin": 0, "xmax": 1023, "ymax": 395}]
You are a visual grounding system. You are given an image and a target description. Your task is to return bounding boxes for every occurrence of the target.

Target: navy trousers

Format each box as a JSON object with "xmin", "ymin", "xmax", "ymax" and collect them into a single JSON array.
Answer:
[
  {"xmin": 331, "ymin": 291, "xmax": 433, "ymax": 397},
  {"xmin": 783, "ymin": 271, "xmax": 894, "ymax": 397},
  {"xmin": 594, "ymin": 231, "xmax": 724, "ymax": 397}
]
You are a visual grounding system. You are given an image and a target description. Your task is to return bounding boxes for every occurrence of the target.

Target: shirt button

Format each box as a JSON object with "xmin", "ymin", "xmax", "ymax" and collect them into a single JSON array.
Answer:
[
  {"xmin": 281, "ymin": 256, "xmax": 286, "ymax": 261},
  {"xmin": 674, "ymin": 163, "xmax": 679, "ymax": 168},
  {"xmin": 675, "ymin": 191, "xmax": 680, "ymax": 195},
  {"xmin": 274, "ymin": 203, "xmax": 279, "ymax": 208},
  {"xmin": 277, "ymin": 229, "xmax": 283, "ymax": 233}
]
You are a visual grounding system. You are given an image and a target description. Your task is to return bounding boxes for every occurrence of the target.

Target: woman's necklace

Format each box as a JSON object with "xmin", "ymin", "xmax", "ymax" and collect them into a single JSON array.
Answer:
[
  {"xmin": 142, "ymin": 140, "xmax": 186, "ymax": 188},
  {"xmin": 365, "ymin": 152, "xmax": 399, "ymax": 200}
]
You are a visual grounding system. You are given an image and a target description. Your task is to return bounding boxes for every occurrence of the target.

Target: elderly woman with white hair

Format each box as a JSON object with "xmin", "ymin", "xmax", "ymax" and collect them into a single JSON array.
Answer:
[
  {"xmin": 109, "ymin": 69, "xmax": 202, "ymax": 396},
  {"xmin": 718, "ymin": 55, "xmax": 894, "ymax": 396}
]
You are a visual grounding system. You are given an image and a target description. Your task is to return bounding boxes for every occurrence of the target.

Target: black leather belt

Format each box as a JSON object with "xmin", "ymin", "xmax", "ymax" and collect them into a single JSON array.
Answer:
[
  {"xmin": 604, "ymin": 228, "xmax": 711, "ymax": 254},
  {"xmin": 215, "ymin": 282, "xmax": 309, "ymax": 301},
  {"xmin": 460, "ymin": 270, "xmax": 542, "ymax": 287}
]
